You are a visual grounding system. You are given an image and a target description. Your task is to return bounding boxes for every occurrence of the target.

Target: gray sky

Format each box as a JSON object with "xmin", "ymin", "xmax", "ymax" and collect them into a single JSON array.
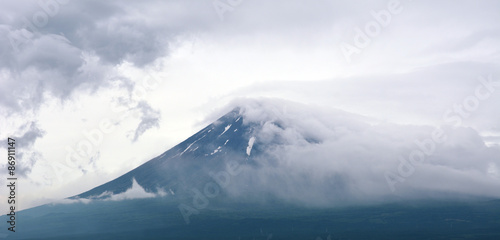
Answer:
[{"xmin": 0, "ymin": 0, "xmax": 499, "ymax": 210}]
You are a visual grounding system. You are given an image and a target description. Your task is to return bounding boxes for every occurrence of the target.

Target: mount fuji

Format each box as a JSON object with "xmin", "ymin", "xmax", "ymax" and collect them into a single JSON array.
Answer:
[
  {"xmin": 73, "ymin": 108, "xmax": 254, "ymax": 201},
  {"xmin": 2, "ymin": 101, "xmax": 500, "ymax": 239}
]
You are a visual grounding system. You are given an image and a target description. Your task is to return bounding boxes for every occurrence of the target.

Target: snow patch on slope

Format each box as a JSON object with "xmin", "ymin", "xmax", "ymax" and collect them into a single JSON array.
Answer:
[
  {"xmin": 211, "ymin": 146, "xmax": 222, "ymax": 155},
  {"xmin": 219, "ymin": 124, "xmax": 232, "ymax": 137},
  {"xmin": 181, "ymin": 135, "xmax": 206, "ymax": 155},
  {"xmin": 246, "ymin": 137, "xmax": 256, "ymax": 156}
]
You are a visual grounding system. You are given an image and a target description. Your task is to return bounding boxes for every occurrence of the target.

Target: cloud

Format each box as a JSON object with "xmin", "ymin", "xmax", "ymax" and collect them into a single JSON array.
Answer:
[
  {"xmin": 0, "ymin": 0, "xmax": 181, "ymax": 179},
  {"xmin": 225, "ymin": 63, "xmax": 500, "ymax": 134},
  {"xmin": 107, "ymin": 178, "xmax": 157, "ymax": 201},
  {"xmin": 217, "ymin": 100, "xmax": 500, "ymax": 206},
  {"xmin": 130, "ymin": 101, "xmax": 161, "ymax": 142},
  {"xmin": 2, "ymin": 0, "xmax": 500, "ymax": 113},
  {"xmin": 0, "ymin": 122, "xmax": 45, "ymax": 177},
  {"xmin": 1, "ymin": 0, "xmax": 202, "ymax": 115},
  {"xmin": 52, "ymin": 178, "xmax": 163, "ymax": 205},
  {"xmin": 51, "ymin": 197, "xmax": 92, "ymax": 205},
  {"xmin": 87, "ymin": 178, "xmax": 167, "ymax": 201}
]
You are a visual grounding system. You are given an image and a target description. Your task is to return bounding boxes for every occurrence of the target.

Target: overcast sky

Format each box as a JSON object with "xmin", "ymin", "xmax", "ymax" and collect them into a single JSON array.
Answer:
[{"xmin": 1, "ymin": 0, "xmax": 499, "ymax": 210}]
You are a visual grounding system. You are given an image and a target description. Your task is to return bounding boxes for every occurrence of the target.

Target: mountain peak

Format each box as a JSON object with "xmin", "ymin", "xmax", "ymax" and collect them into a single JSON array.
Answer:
[
  {"xmin": 73, "ymin": 107, "xmax": 256, "ymax": 200},
  {"xmin": 72, "ymin": 100, "xmax": 363, "ymax": 203}
]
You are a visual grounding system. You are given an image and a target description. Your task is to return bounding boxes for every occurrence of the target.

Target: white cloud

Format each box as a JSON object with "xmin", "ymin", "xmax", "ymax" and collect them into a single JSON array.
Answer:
[
  {"xmin": 51, "ymin": 198, "xmax": 92, "ymax": 205},
  {"xmin": 218, "ymin": 100, "xmax": 500, "ymax": 206},
  {"xmin": 107, "ymin": 178, "xmax": 157, "ymax": 201},
  {"xmin": 45, "ymin": 178, "xmax": 164, "ymax": 206}
]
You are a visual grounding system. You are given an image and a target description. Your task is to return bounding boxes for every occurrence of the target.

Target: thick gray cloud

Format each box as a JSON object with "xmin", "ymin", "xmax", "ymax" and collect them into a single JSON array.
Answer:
[
  {"xmin": 131, "ymin": 101, "xmax": 161, "ymax": 142},
  {"xmin": 0, "ymin": 122, "xmax": 45, "ymax": 177},
  {"xmin": 219, "ymin": 100, "xmax": 500, "ymax": 206},
  {"xmin": 228, "ymin": 62, "xmax": 500, "ymax": 134},
  {"xmin": 4, "ymin": 0, "xmax": 216, "ymax": 68},
  {"xmin": 2, "ymin": 0, "xmax": 499, "ymax": 111}
]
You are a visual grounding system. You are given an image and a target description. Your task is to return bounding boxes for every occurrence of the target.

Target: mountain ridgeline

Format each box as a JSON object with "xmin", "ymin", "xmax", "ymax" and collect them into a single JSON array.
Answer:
[{"xmin": 73, "ymin": 108, "xmax": 257, "ymax": 201}]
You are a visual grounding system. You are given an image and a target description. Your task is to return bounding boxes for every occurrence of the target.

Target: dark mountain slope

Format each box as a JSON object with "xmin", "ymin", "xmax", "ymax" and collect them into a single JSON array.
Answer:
[{"xmin": 74, "ymin": 108, "xmax": 256, "ymax": 200}]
